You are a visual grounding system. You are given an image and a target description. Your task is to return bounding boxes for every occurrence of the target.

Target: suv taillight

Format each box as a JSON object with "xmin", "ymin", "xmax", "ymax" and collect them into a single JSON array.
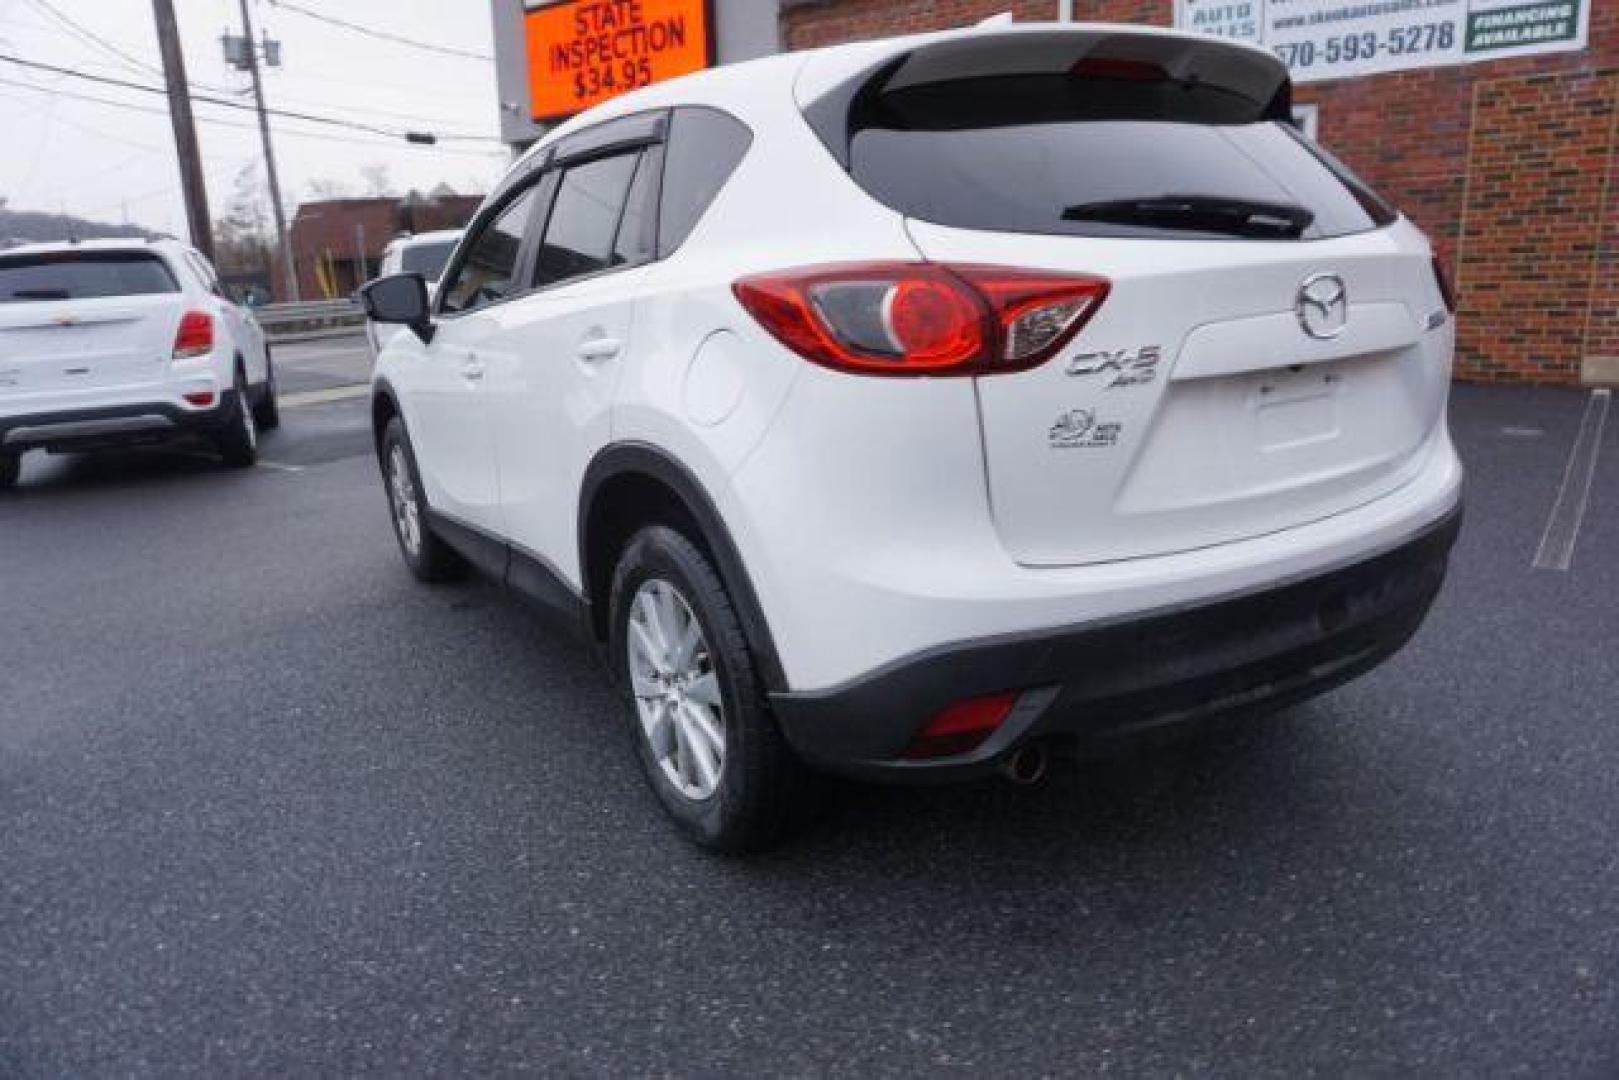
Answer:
[
  {"xmin": 733, "ymin": 262, "xmax": 1109, "ymax": 375},
  {"xmin": 172, "ymin": 311, "xmax": 214, "ymax": 359},
  {"xmin": 1431, "ymin": 256, "xmax": 1456, "ymax": 315}
]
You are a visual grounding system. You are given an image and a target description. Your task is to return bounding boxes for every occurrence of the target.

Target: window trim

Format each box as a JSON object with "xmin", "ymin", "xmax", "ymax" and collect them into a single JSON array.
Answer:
[{"xmin": 433, "ymin": 171, "xmax": 555, "ymax": 320}]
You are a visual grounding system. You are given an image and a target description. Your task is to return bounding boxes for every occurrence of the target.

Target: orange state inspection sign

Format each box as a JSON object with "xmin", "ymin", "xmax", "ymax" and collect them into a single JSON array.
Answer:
[{"xmin": 524, "ymin": 0, "xmax": 713, "ymax": 122}]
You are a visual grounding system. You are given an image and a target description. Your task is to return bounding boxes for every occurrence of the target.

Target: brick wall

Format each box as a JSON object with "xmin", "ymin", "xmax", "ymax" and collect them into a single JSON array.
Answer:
[{"xmin": 781, "ymin": 0, "xmax": 1619, "ymax": 384}]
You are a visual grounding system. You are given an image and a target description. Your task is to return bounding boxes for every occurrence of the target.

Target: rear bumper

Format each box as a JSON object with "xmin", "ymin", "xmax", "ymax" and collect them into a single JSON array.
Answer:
[
  {"xmin": 0, "ymin": 394, "xmax": 239, "ymax": 454},
  {"xmin": 771, "ymin": 503, "xmax": 1461, "ymax": 781}
]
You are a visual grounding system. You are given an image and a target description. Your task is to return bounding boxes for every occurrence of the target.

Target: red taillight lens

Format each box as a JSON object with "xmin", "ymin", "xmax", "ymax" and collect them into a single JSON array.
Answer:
[
  {"xmin": 1431, "ymin": 256, "xmax": 1456, "ymax": 315},
  {"xmin": 172, "ymin": 311, "xmax": 214, "ymax": 359},
  {"xmin": 903, "ymin": 691, "xmax": 1020, "ymax": 760},
  {"xmin": 183, "ymin": 390, "xmax": 216, "ymax": 407},
  {"xmin": 734, "ymin": 262, "xmax": 1108, "ymax": 376}
]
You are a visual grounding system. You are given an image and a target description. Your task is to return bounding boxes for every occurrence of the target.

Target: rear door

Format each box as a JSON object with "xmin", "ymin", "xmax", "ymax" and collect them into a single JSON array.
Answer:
[
  {"xmin": 830, "ymin": 30, "xmax": 1453, "ymax": 566},
  {"xmin": 0, "ymin": 250, "xmax": 182, "ymax": 400}
]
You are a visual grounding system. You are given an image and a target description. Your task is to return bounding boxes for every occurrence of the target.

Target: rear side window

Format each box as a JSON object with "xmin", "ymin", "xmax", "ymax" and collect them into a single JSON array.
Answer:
[
  {"xmin": 536, "ymin": 152, "xmax": 642, "ymax": 287},
  {"xmin": 657, "ymin": 107, "xmax": 751, "ymax": 257},
  {"xmin": 0, "ymin": 251, "xmax": 179, "ymax": 303},
  {"xmin": 838, "ymin": 47, "xmax": 1394, "ymax": 241}
]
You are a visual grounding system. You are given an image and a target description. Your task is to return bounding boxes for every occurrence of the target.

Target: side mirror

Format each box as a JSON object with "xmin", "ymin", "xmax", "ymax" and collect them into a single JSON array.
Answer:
[{"xmin": 358, "ymin": 273, "xmax": 434, "ymax": 343}]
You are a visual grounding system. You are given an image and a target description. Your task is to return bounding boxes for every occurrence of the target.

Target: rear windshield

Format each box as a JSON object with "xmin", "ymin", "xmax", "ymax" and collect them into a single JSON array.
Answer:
[
  {"xmin": 0, "ymin": 251, "xmax": 180, "ymax": 303},
  {"xmin": 400, "ymin": 240, "xmax": 457, "ymax": 280},
  {"xmin": 843, "ymin": 70, "xmax": 1395, "ymax": 242}
]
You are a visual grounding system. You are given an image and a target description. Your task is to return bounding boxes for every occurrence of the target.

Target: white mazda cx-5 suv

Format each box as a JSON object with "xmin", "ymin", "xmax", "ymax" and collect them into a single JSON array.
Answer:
[
  {"xmin": 0, "ymin": 237, "xmax": 278, "ymax": 487},
  {"xmin": 362, "ymin": 23, "xmax": 1464, "ymax": 851}
]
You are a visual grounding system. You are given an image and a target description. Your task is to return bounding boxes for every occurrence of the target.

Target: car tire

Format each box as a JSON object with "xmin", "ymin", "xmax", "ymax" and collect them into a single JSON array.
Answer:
[
  {"xmin": 0, "ymin": 452, "xmax": 18, "ymax": 491},
  {"xmin": 215, "ymin": 367, "xmax": 258, "ymax": 468},
  {"xmin": 379, "ymin": 416, "xmax": 466, "ymax": 583},
  {"xmin": 253, "ymin": 349, "xmax": 281, "ymax": 431},
  {"xmin": 609, "ymin": 525, "xmax": 807, "ymax": 853}
]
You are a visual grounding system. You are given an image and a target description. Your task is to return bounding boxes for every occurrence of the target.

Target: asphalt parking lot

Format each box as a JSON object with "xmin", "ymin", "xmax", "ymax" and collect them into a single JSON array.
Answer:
[{"xmin": 2, "ymin": 339, "xmax": 1615, "ymax": 1076}]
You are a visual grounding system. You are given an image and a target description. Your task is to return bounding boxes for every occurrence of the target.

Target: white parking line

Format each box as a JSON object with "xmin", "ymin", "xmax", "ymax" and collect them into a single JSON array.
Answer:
[
  {"xmin": 1532, "ymin": 388, "xmax": 1610, "ymax": 571},
  {"xmin": 256, "ymin": 460, "xmax": 306, "ymax": 474},
  {"xmin": 280, "ymin": 385, "xmax": 370, "ymax": 408}
]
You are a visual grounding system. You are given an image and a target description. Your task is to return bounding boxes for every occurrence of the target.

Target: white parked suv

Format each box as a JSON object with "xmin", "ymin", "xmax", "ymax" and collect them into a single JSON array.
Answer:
[
  {"xmin": 361, "ymin": 23, "xmax": 1464, "ymax": 850},
  {"xmin": 0, "ymin": 237, "xmax": 277, "ymax": 486},
  {"xmin": 364, "ymin": 229, "xmax": 461, "ymax": 354}
]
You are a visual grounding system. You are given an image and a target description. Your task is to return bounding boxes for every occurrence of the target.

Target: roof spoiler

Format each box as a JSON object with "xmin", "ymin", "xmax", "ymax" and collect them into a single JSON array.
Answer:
[{"xmin": 802, "ymin": 27, "xmax": 1293, "ymax": 168}]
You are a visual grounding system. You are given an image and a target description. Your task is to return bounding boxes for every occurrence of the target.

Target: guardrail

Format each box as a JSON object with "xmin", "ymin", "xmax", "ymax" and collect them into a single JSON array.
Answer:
[{"xmin": 255, "ymin": 298, "xmax": 365, "ymax": 340}]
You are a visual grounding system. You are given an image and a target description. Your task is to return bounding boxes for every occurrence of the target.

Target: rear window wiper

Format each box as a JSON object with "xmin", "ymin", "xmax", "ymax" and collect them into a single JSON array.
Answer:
[
  {"xmin": 1061, "ymin": 196, "xmax": 1315, "ymax": 238},
  {"xmin": 9, "ymin": 289, "xmax": 73, "ymax": 300}
]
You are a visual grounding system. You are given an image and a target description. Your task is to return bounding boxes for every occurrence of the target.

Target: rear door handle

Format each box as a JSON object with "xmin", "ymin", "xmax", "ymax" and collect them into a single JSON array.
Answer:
[{"xmin": 576, "ymin": 336, "xmax": 623, "ymax": 363}]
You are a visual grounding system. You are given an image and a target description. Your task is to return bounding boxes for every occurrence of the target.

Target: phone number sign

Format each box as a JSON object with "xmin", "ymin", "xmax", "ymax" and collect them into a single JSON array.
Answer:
[
  {"xmin": 524, "ymin": 0, "xmax": 712, "ymax": 122},
  {"xmin": 1176, "ymin": 0, "xmax": 1588, "ymax": 82}
]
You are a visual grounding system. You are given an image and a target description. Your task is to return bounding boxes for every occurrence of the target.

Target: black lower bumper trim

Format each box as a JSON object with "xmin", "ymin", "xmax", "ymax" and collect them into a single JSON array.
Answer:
[
  {"xmin": 771, "ymin": 505, "xmax": 1462, "ymax": 781},
  {"xmin": 0, "ymin": 395, "xmax": 237, "ymax": 454}
]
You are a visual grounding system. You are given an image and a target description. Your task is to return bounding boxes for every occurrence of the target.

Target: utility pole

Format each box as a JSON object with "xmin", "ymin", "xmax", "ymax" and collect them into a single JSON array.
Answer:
[
  {"xmin": 354, "ymin": 220, "xmax": 368, "ymax": 286},
  {"xmin": 235, "ymin": 0, "xmax": 298, "ymax": 301},
  {"xmin": 150, "ymin": 0, "xmax": 214, "ymax": 260}
]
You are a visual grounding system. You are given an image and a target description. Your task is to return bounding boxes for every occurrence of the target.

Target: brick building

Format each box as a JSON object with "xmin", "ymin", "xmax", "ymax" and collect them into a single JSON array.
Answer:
[
  {"xmin": 284, "ymin": 191, "xmax": 483, "ymax": 301},
  {"xmin": 780, "ymin": 0, "xmax": 1617, "ymax": 385}
]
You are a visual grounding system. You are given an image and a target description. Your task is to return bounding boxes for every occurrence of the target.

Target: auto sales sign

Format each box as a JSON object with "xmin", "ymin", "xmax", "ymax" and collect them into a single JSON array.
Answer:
[
  {"xmin": 525, "ymin": 0, "xmax": 712, "ymax": 121},
  {"xmin": 1176, "ymin": 0, "xmax": 1589, "ymax": 82}
]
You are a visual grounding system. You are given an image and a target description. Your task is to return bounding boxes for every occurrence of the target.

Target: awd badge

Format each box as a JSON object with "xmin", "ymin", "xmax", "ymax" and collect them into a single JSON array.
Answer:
[{"xmin": 1049, "ymin": 409, "xmax": 1122, "ymax": 449}]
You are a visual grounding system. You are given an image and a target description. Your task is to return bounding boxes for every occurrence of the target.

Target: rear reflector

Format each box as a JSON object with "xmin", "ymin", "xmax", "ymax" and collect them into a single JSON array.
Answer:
[
  {"xmin": 734, "ymin": 262, "xmax": 1108, "ymax": 376},
  {"xmin": 903, "ymin": 691, "xmax": 1019, "ymax": 759},
  {"xmin": 172, "ymin": 311, "xmax": 214, "ymax": 359},
  {"xmin": 183, "ymin": 390, "xmax": 216, "ymax": 407}
]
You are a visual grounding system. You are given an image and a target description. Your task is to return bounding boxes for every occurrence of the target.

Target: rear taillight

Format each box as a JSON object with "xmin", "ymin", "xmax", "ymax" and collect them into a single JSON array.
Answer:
[
  {"xmin": 903, "ymin": 691, "xmax": 1020, "ymax": 759},
  {"xmin": 172, "ymin": 311, "xmax": 214, "ymax": 359},
  {"xmin": 733, "ymin": 262, "xmax": 1109, "ymax": 375},
  {"xmin": 1431, "ymin": 256, "xmax": 1456, "ymax": 315}
]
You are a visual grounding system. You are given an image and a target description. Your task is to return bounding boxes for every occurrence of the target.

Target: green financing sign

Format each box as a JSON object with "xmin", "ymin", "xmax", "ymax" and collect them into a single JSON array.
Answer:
[{"xmin": 1467, "ymin": 0, "xmax": 1582, "ymax": 52}]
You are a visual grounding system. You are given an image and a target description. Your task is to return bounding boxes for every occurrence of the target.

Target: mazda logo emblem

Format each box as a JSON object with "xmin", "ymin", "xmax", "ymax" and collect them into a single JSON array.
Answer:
[{"xmin": 1295, "ymin": 273, "xmax": 1348, "ymax": 340}]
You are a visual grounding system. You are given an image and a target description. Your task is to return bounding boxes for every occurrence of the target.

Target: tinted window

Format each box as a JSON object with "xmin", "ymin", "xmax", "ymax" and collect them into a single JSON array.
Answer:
[
  {"xmin": 401, "ymin": 240, "xmax": 457, "ymax": 280},
  {"xmin": 0, "ymin": 252, "xmax": 179, "ymax": 303},
  {"xmin": 846, "ymin": 75, "xmax": 1395, "ymax": 241},
  {"xmin": 657, "ymin": 107, "xmax": 751, "ymax": 257},
  {"xmin": 536, "ymin": 153, "xmax": 639, "ymax": 287},
  {"xmin": 440, "ymin": 186, "xmax": 540, "ymax": 314}
]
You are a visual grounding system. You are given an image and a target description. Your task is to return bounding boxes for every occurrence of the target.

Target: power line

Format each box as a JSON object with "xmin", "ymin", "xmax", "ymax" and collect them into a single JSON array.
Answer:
[
  {"xmin": 0, "ymin": 73, "xmax": 508, "ymax": 158},
  {"xmin": 266, "ymin": 0, "xmax": 494, "ymax": 63},
  {"xmin": 12, "ymin": 8, "xmax": 493, "ymax": 137},
  {"xmin": 0, "ymin": 52, "xmax": 502, "ymax": 143},
  {"xmin": 23, "ymin": 0, "xmax": 163, "ymax": 80}
]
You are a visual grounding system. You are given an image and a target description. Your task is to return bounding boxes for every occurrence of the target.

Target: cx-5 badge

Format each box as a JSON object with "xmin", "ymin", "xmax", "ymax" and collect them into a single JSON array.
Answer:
[{"xmin": 1067, "ymin": 344, "xmax": 1162, "ymax": 387}]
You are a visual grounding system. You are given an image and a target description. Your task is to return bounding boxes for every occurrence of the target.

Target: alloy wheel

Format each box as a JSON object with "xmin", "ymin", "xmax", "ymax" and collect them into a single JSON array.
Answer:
[
  {"xmin": 627, "ymin": 578, "xmax": 726, "ymax": 801},
  {"xmin": 388, "ymin": 444, "xmax": 421, "ymax": 556}
]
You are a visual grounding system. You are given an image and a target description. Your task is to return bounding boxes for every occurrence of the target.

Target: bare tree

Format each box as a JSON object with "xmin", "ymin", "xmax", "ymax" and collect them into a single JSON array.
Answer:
[
  {"xmin": 360, "ymin": 164, "xmax": 395, "ymax": 198},
  {"xmin": 306, "ymin": 178, "xmax": 351, "ymax": 201},
  {"xmin": 213, "ymin": 164, "xmax": 273, "ymax": 277}
]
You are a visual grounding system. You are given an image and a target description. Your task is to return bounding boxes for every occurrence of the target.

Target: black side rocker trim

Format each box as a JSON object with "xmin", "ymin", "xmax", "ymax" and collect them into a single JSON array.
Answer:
[{"xmin": 424, "ymin": 507, "xmax": 592, "ymax": 640}]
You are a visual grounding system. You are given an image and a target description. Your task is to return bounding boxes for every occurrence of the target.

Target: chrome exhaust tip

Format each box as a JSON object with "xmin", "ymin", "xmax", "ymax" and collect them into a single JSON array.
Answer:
[{"xmin": 1000, "ymin": 743, "xmax": 1048, "ymax": 786}]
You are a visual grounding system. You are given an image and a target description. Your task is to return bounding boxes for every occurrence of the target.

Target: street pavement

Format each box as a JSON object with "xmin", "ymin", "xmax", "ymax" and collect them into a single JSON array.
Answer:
[{"xmin": 2, "ymin": 350, "xmax": 1616, "ymax": 1076}]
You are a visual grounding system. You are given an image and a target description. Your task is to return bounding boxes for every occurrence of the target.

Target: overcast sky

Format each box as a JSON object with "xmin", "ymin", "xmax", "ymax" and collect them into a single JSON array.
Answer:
[{"xmin": 0, "ymin": 0, "xmax": 510, "ymax": 238}]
